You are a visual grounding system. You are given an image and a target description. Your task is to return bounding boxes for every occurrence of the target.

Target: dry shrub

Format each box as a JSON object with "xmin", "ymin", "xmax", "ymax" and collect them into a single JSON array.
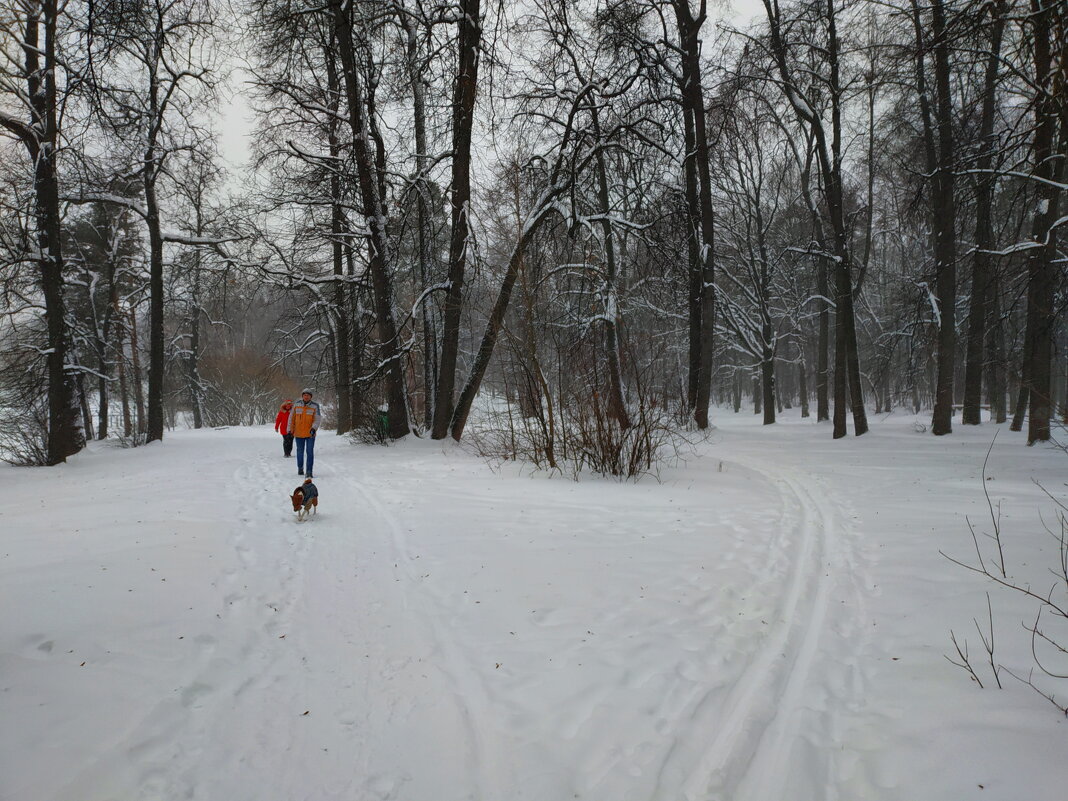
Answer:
[{"xmin": 470, "ymin": 383, "xmax": 694, "ymax": 480}]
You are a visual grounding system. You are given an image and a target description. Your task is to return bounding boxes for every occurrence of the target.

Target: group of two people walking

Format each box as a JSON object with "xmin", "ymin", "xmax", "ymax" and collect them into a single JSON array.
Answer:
[{"xmin": 274, "ymin": 389, "xmax": 321, "ymax": 478}]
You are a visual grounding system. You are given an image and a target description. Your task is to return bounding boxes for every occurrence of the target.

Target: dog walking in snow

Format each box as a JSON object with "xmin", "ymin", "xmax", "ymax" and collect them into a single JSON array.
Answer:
[{"xmin": 291, "ymin": 478, "xmax": 319, "ymax": 522}]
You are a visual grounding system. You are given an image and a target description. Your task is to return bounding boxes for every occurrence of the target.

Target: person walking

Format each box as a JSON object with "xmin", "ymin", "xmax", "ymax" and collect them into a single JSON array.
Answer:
[
  {"xmin": 288, "ymin": 388, "xmax": 321, "ymax": 477},
  {"xmin": 274, "ymin": 399, "xmax": 294, "ymax": 457}
]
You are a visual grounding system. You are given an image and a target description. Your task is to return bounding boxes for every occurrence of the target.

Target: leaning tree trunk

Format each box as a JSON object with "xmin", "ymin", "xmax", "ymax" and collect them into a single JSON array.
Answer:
[{"xmin": 449, "ymin": 199, "xmax": 567, "ymax": 441}]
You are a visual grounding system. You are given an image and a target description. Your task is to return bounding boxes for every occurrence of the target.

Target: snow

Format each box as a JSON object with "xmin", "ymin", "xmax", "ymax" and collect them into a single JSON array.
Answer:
[{"xmin": 2, "ymin": 411, "xmax": 1066, "ymax": 801}]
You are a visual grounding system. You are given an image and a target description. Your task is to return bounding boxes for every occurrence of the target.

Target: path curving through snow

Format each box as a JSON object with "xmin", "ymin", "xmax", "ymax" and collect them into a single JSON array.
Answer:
[{"xmin": 4, "ymin": 412, "xmax": 1067, "ymax": 801}]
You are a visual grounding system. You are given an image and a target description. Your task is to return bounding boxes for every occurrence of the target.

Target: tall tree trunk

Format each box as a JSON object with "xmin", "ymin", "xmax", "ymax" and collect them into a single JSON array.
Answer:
[
  {"xmin": 432, "ymin": 0, "xmax": 482, "ymax": 439},
  {"xmin": 77, "ymin": 373, "xmax": 94, "ymax": 440},
  {"xmin": 331, "ymin": 0, "xmax": 409, "ymax": 438},
  {"xmin": 762, "ymin": 328, "xmax": 776, "ymax": 424},
  {"xmin": 145, "ymin": 167, "xmax": 165, "ymax": 443},
  {"xmin": 824, "ymin": 0, "xmax": 867, "ymax": 437},
  {"xmin": 962, "ymin": 1, "xmax": 1007, "ymax": 424},
  {"xmin": 96, "ymin": 243, "xmax": 119, "ymax": 439},
  {"xmin": 912, "ymin": 0, "xmax": 958, "ymax": 436},
  {"xmin": 115, "ymin": 299, "xmax": 132, "ymax": 437},
  {"xmin": 325, "ymin": 44, "xmax": 352, "ymax": 435},
  {"xmin": 142, "ymin": 31, "xmax": 167, "ymax": 444},
  {"xmin": 2, "ymin": 2, "xmax": 84, "ymax": 463},
  {"xmin": 401, "ymin": 9, "xmax": 437, "ymax": 432},
  {"xmin": 682, "ymin": 102, "xmax": 702, "ymax": 416},
  {"xmin": 986, "ymin": 269, "xmax": 1008, "ymax": 422},
  {"xmin": 129, "ymin": 306, "xmax": 146, "ymax": 434},
  {"xmin": 591, "ymin": 106, "xmax": 631, "ymax": 429},
  {"xmin": 675, "ymin": 0, "xmax": 716, "ymax": 429},
  {"xmin": 185, "ymin": 193, "xmax": 205, "ymax": 430},
  {"xmin": 1024, "ymin": 0, "xmax": 1065, "ymax": 444},
  {"xmin": 797, "ymin": 131, "xmax": 831, "ymax": 422}
]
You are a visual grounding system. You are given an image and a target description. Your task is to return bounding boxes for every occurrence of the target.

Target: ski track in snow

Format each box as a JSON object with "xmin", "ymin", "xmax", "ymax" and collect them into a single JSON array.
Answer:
[
  {"xmin": 341, "ymin": 464, "xmax": 494, "ymax": 801},
  {"xmin": 638, "ymin": 454, "xmax": 876, "ymax": 801},
  {"xmin": 335, "ymin": 446, "xmax": 879, "ymax": 801}
]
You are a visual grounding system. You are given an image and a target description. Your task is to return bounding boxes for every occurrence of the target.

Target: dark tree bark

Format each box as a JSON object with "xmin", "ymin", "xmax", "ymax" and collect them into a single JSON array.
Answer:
[
  {"xmin": 97, "ymin": 253, "xmax": 119, "ymax": 439},
  {"xmin": 115, "ymin": 298, "xmax": 132, "ymax": 437},
  {"xmin": 129, "ymin": 306, "xmax": 146, "ymax": 434},
  {"xmin": 986, "ymin": 269, "xmax": 1008, "ymax": 423},
  {"xmin": 591, "ymin": 106, "xmax": 631, "ymax": 429},
  {"xmin": 400, "ymin": 7, "xmax": 438, "ymax": 432},
  {"xmin": 1023, "ymin": 0, "xmax": 1065, "ymax": 444},
  {"xmin": 797, "ymin": 142, "xmax": 831, "ymax": 422},
  {"xmin": 433, "ymin": 0, "xmax": 482, "ymax": 439},
  {"xmin": 911, "ymin": 0, "xmax": 958, "ymax": 436},
  {"xmin": 962, "ymin": 0, "xmax": 1007, "ymax": 425},
  {"xmin": 331, "ymin": 0, "xmax": 409, "ymax": 438},
  {"xmin": 762, "ymin": 324, "xmax": 776, "ymax": 425},
  {"xmin": 673, "ymin": 0, "xmax": 716, "ymax": 429},
  {"xmin": 144, "ymin": 143, "xmax": 165, "ymax": 443},
  {"xmin": 0, "ymin": 0, "xmax": 84, "ymax": 464},
  {"xmin": 325, "ymin": 44, "xmax": 352, "ymax": 435}
]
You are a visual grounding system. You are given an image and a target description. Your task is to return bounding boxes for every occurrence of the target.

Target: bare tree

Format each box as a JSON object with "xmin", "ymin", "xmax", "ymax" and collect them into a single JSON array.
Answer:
[{"xmin": 0, "ymin": 0, "xmax": 85, "ymax": 463}]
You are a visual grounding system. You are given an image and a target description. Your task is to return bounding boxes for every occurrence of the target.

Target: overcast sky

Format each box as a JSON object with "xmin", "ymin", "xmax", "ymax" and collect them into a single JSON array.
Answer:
[{"xmin": 213, "ymin": 0, "xmax": 769, "ymax": 182}]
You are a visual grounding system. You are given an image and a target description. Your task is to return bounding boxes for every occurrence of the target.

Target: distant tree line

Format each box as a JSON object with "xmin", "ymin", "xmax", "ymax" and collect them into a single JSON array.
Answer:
[{"xmin": 1, "ymin": 0, "xmax": 1064, "ymax": 466}]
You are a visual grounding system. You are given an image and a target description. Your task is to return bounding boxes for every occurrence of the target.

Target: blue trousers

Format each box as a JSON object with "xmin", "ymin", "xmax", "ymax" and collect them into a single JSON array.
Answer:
[{"xmin": 295, "ymin": 435, "xmax": 315, "ymax": 475}]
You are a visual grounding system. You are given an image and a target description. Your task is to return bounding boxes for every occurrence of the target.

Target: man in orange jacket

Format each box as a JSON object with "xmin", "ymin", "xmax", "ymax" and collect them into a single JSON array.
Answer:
[{"xmin": 287, "ymin": 388, "xmax": 322, "ymax": 477}]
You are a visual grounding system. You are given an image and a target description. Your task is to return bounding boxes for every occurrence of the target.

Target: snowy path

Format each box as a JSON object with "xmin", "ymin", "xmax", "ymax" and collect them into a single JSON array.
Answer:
[{"xmin": 3, "ymin": 413, "xmax": 1067, "ymax": 801}]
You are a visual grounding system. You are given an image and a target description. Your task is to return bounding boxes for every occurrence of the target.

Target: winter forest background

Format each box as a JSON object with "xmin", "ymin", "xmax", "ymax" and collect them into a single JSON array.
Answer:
[{"xmin": 0, "ymin": 0, "xmax": 1065, "ymax": 467}]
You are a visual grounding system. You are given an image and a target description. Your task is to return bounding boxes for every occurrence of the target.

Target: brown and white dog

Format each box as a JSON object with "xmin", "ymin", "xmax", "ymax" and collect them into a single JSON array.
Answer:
[{"xmin": 290, "ymin": 479, "xmax": 319, "ymax": 522}]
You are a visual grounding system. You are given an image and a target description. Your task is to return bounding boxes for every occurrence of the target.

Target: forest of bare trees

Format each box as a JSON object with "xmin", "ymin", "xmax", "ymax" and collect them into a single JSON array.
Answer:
[{"xmin": 1, "ymin": 0, "xmax": 1065, "ymax": 469}]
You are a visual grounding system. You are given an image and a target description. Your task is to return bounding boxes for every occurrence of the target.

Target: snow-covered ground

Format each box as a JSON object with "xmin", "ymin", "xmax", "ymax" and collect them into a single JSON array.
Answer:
[{"xmin": 2, "ymin": 410, "xmax": 1065, "ymax": 801}]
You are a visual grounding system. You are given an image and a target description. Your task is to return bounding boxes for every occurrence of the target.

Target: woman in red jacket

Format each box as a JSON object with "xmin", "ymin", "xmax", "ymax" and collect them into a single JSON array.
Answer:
[{"xmin": 274, "ymin": 399, "xmax": 294, "ymax": 457}]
